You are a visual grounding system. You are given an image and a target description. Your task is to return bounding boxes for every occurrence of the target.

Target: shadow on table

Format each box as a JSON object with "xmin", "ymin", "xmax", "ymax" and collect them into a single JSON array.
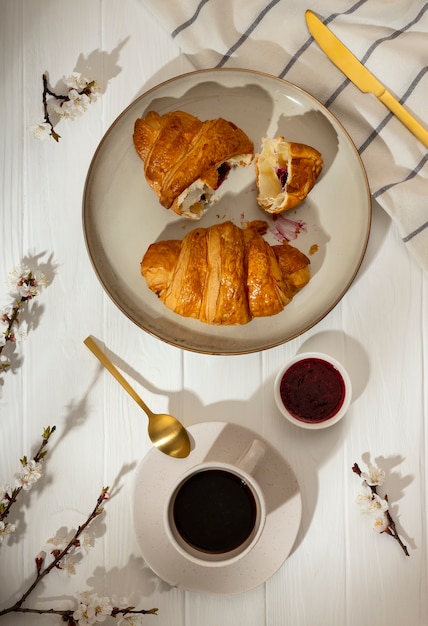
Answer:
[
  {"xmin": 86, "ymin": 555, "xmax": 173, "ymax": 603},
  {"xmin": 349, "ymin": 198, "xmax": 393, "ymax": 283},
  {"xmin": 73, "ymin": 41, "xmax": 128, "ymax": 96}
]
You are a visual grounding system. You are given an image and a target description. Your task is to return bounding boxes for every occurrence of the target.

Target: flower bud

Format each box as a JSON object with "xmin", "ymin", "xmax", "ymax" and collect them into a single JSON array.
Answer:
[{"xmin": 35, "ymin": 550, "xmax": 46, "ymax": 573}]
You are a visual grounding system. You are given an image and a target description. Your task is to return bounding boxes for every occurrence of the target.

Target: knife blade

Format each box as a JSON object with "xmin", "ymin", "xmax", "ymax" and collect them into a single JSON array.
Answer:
[{"xmin": 305, "ymin": 9, "xmax": 428, "ymax": 148}]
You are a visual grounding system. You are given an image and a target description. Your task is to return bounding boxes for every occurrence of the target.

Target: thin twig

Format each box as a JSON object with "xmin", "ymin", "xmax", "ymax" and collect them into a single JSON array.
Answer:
[{"xmin": 42, "ymin": 74, "xmax": 61, "ymax": 141}]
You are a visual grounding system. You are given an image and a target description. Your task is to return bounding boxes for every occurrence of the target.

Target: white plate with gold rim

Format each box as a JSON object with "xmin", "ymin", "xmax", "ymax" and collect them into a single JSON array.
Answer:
[
  {"xmin": 83, "ymin": 68, "xmax": 371, "ymax": 355},
  {"xmin": 132, "ymin": 421, "xmax": 302, "ymax": 595}
]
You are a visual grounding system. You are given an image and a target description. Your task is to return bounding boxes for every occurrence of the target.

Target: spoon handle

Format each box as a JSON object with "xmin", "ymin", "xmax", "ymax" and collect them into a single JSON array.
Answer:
[{"xmin": 84, "ymin": 336, "xmax": 152, "ymax": 417}]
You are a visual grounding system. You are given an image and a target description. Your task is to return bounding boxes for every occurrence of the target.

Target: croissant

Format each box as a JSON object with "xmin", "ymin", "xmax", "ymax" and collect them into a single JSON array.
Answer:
[
  {"xmin": 141, "ymin": 221, "xmax": 310, "ymax": 325},
  {"xmin": 255, "ymin": 137, "xmax": 323, "ymax": 213},
  {"xmin": 133, "ymin": 110, "xmax": 254, "ymax": 220}
]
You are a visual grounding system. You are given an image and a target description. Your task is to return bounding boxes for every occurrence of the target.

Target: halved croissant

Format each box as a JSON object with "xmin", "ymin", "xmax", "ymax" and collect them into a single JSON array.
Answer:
[
  {"xmin": 255, "ymin": 137, "xmax": 323, "ymax": 213},
  {"xmin": 141, "ymin": 220, "xmax": 310, "ymax": 325},
  {"xmin": 133, "ymin": 110, "xmax": 254, "ymax": 220}
]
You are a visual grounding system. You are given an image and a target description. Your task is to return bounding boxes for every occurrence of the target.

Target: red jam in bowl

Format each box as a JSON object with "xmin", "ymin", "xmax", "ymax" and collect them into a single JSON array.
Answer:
[{"xmin": 279, "ymin": 357, "xmax": 346, "ymax": 423}]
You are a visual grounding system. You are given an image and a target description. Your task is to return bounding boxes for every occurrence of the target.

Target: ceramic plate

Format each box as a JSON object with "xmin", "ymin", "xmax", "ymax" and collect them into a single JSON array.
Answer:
[
  {"xmin": 83, "ymin": 68, "xmax": 371, "ymax": 354},
  {"xmin": 132, "ymin": 421, "xmax": 302, "ymax": 595}
]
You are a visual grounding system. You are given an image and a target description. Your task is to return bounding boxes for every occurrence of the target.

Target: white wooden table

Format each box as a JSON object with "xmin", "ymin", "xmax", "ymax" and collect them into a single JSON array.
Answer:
[{"xmin": 1, "ymin": 2, "xmax": 427, "ymax": 625}]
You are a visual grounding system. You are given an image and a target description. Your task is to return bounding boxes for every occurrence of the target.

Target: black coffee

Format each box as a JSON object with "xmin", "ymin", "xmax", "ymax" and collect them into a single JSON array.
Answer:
[{"xmin": 172, "ymin": 469, "xmax": 257, "ymax": 554}]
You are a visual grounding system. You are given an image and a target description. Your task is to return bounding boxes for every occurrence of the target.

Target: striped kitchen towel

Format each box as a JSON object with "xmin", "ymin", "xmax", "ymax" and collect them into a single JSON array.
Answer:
[{"xmin": 141, "ymin": 0, "xmax": 428, "ymax": 272}]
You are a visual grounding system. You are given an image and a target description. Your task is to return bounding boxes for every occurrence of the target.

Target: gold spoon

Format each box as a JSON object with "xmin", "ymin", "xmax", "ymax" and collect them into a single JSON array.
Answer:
[{"xmin": 84, "ymin": 336, "xmax": 191, "ymax": 459}]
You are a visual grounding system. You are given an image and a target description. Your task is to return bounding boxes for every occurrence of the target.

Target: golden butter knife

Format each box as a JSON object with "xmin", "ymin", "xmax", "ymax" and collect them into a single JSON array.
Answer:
[{"xmin": 305, "ymin": 9, "xmax": 428, "ymax": 148}]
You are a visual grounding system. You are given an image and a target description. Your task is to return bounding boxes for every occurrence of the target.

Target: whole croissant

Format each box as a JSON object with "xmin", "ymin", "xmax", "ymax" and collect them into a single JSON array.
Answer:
[
  {"xmin": 255, "ymin": 137, "xmax": 323, "ymax": 213},
  {"xmin": 133, "ymin": 110, "xmax": 254, "ymax": 220},
  {"xmin": 141, "ymin": 221, "xmax": 310, "ymax": 325}
]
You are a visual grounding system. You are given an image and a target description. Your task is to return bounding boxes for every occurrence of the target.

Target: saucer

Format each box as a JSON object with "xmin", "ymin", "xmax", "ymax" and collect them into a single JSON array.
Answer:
[{"xmin": 132, "ymin": 421, "xmax": 302, "ymax": 594}]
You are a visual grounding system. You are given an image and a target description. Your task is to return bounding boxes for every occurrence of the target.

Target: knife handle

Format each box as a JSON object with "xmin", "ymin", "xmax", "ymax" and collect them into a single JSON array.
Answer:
[{"xmin": 378, "ymin": 90, "xmax": 428, "ymax": 148}]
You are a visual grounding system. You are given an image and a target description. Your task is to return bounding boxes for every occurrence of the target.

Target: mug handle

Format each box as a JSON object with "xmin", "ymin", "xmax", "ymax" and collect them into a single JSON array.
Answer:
[{"xmin": 235, "ymin": 439, "xmax": 266, "ymax": 476}]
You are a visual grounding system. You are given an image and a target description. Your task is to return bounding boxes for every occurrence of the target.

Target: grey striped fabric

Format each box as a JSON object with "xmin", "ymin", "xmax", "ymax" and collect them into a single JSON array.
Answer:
[{"xmin": 142, "ymin": 0, "xmax": 428, "ymax": 271}]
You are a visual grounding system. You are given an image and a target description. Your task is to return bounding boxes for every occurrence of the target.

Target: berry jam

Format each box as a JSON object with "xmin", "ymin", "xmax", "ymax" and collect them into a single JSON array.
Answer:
[
  {"xmin": 275, "ymin": 166, "xmax": 288, "ymax": 190},
  {"xmin": 280, "ymin": 357, "xmax": 346, "ymax": 423}
]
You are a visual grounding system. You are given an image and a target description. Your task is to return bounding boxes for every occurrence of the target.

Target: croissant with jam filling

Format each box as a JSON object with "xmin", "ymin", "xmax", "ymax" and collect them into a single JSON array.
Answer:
[
  {"xmin": 140, "ymin": 220, "xmax": 310, "ymax": 325},
  {"xmin": 133, "ymin": 110, "xmax": 254, "ymax": 220},
  {"xmin": 255, "ymin": 137, "xmax": 323, "ymax": 213}
]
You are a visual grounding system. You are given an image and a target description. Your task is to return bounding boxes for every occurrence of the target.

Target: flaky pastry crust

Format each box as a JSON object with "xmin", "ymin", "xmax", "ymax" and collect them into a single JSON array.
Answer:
[
  {"xmin": 133, "ymin": 110, "xmax": 254, "ymax": 220},
  {"xmin": 140, "ymin": 221, "xmax": 310, "ymax": 325}
]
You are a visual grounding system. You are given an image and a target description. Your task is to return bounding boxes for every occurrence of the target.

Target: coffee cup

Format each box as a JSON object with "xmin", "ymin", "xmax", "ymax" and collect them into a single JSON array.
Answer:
[{"xmin": 164, "ymin": 439, "xmax": 267, "ymax": 567}]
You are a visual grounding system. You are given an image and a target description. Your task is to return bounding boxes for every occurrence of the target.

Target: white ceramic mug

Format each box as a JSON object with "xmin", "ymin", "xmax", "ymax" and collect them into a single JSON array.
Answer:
[{"xmin": 164, "ymin": 439, "xmax": 267, "ymax": 567}]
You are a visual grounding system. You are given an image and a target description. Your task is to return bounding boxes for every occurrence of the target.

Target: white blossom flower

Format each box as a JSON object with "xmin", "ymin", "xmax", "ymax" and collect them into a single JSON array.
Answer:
[
  {"xmin": 62, "ymin": 73, "xmax": 100, "ymax": 101},
  {"xmin": 72, "ymin": 89, "xmax": 91, "ymax": 111},
  {"xmin": 7, "ymin": 266, "xmax": 47, "ymax": 298},
  {"xmin": 372, "ymin": 515, "xmax": 389, "ymax": 533},
  {"xmin": 16, "ymin": 281, "xmax": 35, "ymax": 299},
  {"xmin": 57, "ymin": 89, "xmax": 91, "ymax": 119},
  {"xmin": 63, "ymin": 72, "xmax": 89, "ymax": 90},
  {"xmin": 54, "ymin": 101, "xmax": 74, "ymax": 120},
  {"xmin": 7, "ymin": 266, "xmax": 30, "ymax": 289},
  {"xmin": 0, "ymin": 520, "xmax": 16, "ymax": 543},
  {"xmin": 0, "ymin": 484, "xmax": 13, "ymax": 506},
  {"xmin": 87, "ymin": 85, "xmax": 100, "ymax": 103},
  {"xmin": 54, "ymin": 100, "xmax": 78, "ymax": 120},
  {"xmin": 93, "ymin": 596, "xmax": 113, "ymax": 620},
  {"xmin": 366, "ymin": 492, "xmax": 389, "ymax": 517},
  {"xmin": 67, "ymin": 88, "xmax": 90, "ymax": 110},
  {"xmin": 73, "ymin": 592, "xmax": 112, "ymax": 624},
  {"xmin": 21, "ymin": 273, "xmax": 47, "ymax": 298},
  {"xmin": 356, "ymin": 485, "xmax": 389, "ymax": 517},
  {"xmin": 16, "ymin": 459, "xmax": 43, "ymax": 490},
  {"xmin": 355, "ymin": 484, "xmax": 374, "ymax": 513},
  {"xmin": 29, "ymin": 121, "xmax": 52, "ymax": 141},
  {"xmin": 1, "ymin": 304, "xmax": 14, "ymax": 321},
  {"xmin": 361, "ymin": 464, "xmax": 386, "ymax": 487},
  {"xmin": 73, "ymin": 605, "xmax": 96, "ymax": 625}
]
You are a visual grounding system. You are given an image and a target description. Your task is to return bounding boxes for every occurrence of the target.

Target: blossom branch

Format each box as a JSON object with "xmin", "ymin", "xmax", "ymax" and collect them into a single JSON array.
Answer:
[
  {"xmin": 30, "ymin": 72, "xmax": 100, "ymax": 142},
  {"xmin": 1, "ymin": 437, "xmax": 158, "ymax": 625},
  {"xmin": 0, "ymin": 606, "xmax": 158, "ymax": 622},
  {"xmin": 0, "ymin": 299, "xmax": 24, "ymax": 351},
  {"xmin": 0, "ymin": 425, "xmax": 55, "ymax": 523},
  {"xmin": 0, "ymin": 266, "xmax": 48, "ymax": 374},
  {"xmin": 352, "ymin": 462, "xmax": 409, "ymax": 557},
  {"xmin": 0, "ymin": 488, "xmax": 158, "ymax": 624},
  {"xmin": 0, "ymin": 487, "xmax": 110, "ymax": 616}
]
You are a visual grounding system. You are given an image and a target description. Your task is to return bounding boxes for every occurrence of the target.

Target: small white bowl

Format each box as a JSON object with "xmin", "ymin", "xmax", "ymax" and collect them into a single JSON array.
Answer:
[{"xmin": 274, "ymin": 352, "xmax": 352, "ymax": 430}]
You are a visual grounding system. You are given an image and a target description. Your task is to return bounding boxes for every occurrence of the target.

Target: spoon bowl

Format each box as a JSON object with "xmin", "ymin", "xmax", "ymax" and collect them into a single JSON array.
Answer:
[{"xmin": 84, "ymin": 336, "xmax": 191, "ymax": 458}]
